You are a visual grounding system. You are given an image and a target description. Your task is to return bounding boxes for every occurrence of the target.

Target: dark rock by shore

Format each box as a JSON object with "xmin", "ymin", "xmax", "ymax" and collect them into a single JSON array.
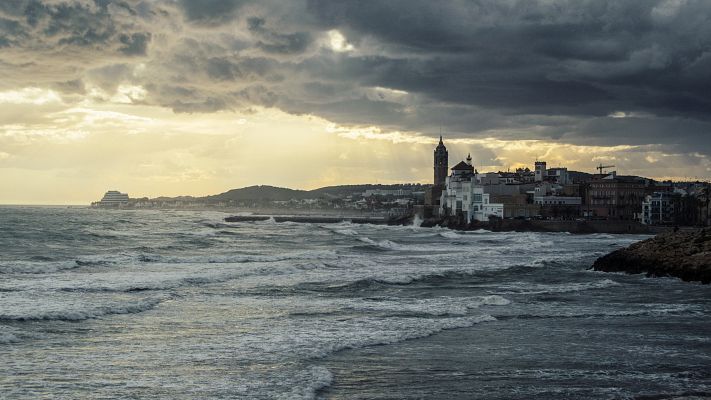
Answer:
[{"xmin": 592, "ymin": 229, "xmax": 711, "ymax": 284}]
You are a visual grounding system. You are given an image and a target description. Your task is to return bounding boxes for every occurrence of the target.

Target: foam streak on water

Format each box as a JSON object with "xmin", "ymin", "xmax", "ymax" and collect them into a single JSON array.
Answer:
[{"xmin": 0, "ymin": 207, "xmax": 709, "ymax": 399}]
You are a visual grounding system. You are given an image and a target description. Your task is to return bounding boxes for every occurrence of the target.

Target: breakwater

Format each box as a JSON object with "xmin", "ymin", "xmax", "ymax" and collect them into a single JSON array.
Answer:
[{"xmin": 592, "ymin": 229, "xmax": 711, "ymax": 283}]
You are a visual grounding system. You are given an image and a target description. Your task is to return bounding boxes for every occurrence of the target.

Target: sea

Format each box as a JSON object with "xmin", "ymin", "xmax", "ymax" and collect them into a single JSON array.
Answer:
[{"xmin": 1, "ymin": 206, "xmax": 710, "ymax": 399}]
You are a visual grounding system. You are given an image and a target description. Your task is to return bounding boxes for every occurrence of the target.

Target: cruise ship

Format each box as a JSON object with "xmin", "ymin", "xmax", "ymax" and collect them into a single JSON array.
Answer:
[{"xmin": 92, "ymin": 190, "xmax": 130, "ymax": 208}]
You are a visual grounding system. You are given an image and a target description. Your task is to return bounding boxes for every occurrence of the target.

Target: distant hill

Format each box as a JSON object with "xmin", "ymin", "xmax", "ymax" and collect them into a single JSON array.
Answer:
[
  {"xmin": 205, "ymin": 185, "xmax": 310, "ymax": 201},
  {"xmin": 310, "ymin": 184, "xmax": 428, "ymax": 198},
  {"xmin": 185, "ymin": 183, "xmax": 429, "ymax": 202}
]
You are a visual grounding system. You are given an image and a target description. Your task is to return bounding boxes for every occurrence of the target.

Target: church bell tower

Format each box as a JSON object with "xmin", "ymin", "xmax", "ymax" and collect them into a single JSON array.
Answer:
[{"xmin": 434, "ymin": 135, "xmax": 448, "ymax": 187}]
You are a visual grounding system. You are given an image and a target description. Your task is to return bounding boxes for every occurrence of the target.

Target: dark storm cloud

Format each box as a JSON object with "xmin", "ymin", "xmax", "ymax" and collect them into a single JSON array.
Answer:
[
  {"xmin": 0, "ymin": 0, "xmax": 155, "ymax": 83},
  {"xmin": 177, "ymin": 0, "xmax": 250, "ymax": 24},
  {"xmin": 306, "ymin": 0, "xmax": 711, "ymax": 118},
  {"xmin": 1, "ymin": 0, "xmax": 710, "ymax": 156},
  {"xmin": 247, "ymin": 17, "xmax": 313, "ymax": 55},
  {"xmin": 118, "ymin": 32, "xmax": 150, "ymax": 55}
]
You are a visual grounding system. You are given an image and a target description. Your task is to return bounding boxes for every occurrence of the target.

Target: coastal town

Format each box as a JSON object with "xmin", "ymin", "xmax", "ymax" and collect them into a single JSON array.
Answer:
[
  {"xmin": 93, "ymin": 136, "xmax": 711, "ymax": 229},
  {"xmin": 424, "ymin": 137, "xmax": 711, "ymax": 228}
]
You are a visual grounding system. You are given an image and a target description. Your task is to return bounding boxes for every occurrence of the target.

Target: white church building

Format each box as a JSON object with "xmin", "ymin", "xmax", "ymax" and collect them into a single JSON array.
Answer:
[{"xmin": 439, "ymin": 155, "xmax": 504, "ymax": 222}]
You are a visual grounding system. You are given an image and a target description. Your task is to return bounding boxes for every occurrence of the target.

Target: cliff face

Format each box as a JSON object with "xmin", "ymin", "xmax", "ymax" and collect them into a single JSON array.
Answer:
[{"xmin": 592, "ymin": 229, "xmax": 711, "ymax": 284}]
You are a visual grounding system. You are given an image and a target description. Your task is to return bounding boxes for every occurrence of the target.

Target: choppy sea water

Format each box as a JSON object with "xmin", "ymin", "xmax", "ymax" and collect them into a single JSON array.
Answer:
[{"xmin": 1, "ymin": 206, "xmax": 709, "ymax": 399}]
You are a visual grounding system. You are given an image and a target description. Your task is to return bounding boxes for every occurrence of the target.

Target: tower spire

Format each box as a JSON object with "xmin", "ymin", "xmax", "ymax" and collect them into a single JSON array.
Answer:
[{"xmin": 433, "ymin": 134, "xmax": 448, "ymax": 187}]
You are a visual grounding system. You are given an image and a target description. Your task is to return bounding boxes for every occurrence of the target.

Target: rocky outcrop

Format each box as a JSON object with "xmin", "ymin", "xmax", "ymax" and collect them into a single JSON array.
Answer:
[{"xmin": 592, "ymin": 229, "xmax": 711, "ymax": 284}]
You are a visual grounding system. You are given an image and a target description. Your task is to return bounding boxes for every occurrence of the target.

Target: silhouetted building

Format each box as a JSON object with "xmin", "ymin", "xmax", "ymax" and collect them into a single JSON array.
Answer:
[
  {"xmin": 93, "ymin": 190, "xmax": 129, "ymax": 208},
  {"xmin": 585, "ymin": 173, "xmax": 646, "ymax": 220},
  {"xmin": 423, "ymin": 136, "xmax": 450, "ymax": 216},
  {"xmin": 434, "ymin": 136, "xmax": 448, "ymax": 187},
  {"xmin": 534, "ymin": 161, "xmax": 546, "ymax": 182}
]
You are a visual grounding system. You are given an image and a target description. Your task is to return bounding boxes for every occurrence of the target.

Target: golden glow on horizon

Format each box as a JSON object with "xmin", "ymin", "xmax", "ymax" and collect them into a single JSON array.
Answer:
[{"xmin": 1, "ymin": 86, "xmax": 710, "ymax": 204}]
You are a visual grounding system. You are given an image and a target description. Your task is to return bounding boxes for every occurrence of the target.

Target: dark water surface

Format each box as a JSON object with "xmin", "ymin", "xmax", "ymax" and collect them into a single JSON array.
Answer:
[{"xmin": 1, "ymin": 206, "xmax": 709, "ymax": 399}]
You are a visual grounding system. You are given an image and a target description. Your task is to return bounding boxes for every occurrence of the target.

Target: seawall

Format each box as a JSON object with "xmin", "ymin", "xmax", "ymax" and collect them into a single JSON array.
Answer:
[{"xmin": 420, "ymin": 217, "xmax": 669, "ymax": 234}]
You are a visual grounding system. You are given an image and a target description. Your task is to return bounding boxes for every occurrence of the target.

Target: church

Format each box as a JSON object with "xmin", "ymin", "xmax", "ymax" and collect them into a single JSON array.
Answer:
[{"xmin": 428, "ymin": 136, "xmax": 504, "ymax": 222}]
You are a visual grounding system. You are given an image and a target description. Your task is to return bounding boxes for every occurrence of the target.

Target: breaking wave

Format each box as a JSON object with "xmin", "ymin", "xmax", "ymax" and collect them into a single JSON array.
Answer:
[
  {"xmin": 0, "ymin": 296, "xmax": 164, "ymax": 322},
  {"xmin": 492, "ymin": 279, "xmax": 621, "ymax": 295}
]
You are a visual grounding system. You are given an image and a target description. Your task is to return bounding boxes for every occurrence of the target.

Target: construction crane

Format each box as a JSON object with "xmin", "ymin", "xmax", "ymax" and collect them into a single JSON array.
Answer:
[{"xmin": 597, "ymin": 163, "xmax": 615, "ymax": 175}]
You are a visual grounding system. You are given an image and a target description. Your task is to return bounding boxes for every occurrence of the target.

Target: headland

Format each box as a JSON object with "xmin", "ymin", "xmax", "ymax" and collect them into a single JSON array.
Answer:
[{"xmin": 592, "ymin": 229, "xmax": 711, "ymax": 283}]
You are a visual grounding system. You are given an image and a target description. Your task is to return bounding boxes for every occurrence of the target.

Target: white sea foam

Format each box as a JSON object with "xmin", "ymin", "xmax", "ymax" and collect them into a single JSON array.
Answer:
[
  {"xmin": 267, "ymin": 314, "xmax": 498, "ymax": 360},
  {"xmin": 517, "ymin": 302, "xmax": 704, "ymax": 320},
  {"xmin": 0, "ymin": 292, "xmax": 165, "ymax": 321},
  {"xmin": 334, "ymin": 229, "xmax": 358, "ymax": 236},
  {"xmin": 226, "ymin": 302, "xmax": 497, "ymax": 362},
  {"xmin": 277, "ymin": 366, "xmax": 333, "ymax": 400},
  {"xmin": 490, "ymin": 279, "xmax": 621, "ymax": 295},
  {"xmin": 0, "ymin": 260, "xmax": 79, "ymax": 274},
  {"xmin": 357, "ymin": 237, "xmax": 442, "ymax": 251},
  {"xmin": 0, "ymin": 325, "xmax": 20, "ymax": 344},
  {"xmin": 466, "ymin": 229, "xmax": 493, "ymax": 234},
  {"xmin": 288, "ymin": 295, "xmax": 511, "ymax": 317},
  {"xmin": 439, "ymin": 231, "xmax": 461, "ymax": 239},
  {"xmin": 357, "ymin": 237, "xmax": 403, "ymax": 250}
]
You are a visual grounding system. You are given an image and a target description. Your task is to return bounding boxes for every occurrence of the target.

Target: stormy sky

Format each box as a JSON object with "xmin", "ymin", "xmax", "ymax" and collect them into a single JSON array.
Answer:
[{"xmin": 1, "ymin": 0, "xmax": 710, "ymax": 203}]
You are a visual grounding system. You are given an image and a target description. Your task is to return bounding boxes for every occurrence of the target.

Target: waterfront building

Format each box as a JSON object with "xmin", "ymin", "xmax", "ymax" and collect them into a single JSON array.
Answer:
[
  {"xmin": 490, "ymin": 194, "xmax": 540, "ymax": 218},
  {"xmin": 584, "ymin": 172, "xmax": 646, "ymax": 220},
  {"xmin": 441, "ymin": 161, "xmax": 477, "ymax": 218},
  {"xmin": 535, "ymin": 195, "xmax": 582, "ymax": 219},
  {"xmin": 641, "ymin": 192, "xmax": 680, "ymax": 225},
  {"xmin": 439, "ymin": 160, "xmax": 504, "ymax": 221},
  {"xmin": 93, "ymin": 190, "xmax": 130, "ymax": 208}
]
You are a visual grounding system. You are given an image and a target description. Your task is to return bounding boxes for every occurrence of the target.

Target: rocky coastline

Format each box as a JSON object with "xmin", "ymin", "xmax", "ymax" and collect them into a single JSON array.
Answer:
[{"xmin": 592, "ymin": 229, "xmax": 711, "ymax": 284}]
